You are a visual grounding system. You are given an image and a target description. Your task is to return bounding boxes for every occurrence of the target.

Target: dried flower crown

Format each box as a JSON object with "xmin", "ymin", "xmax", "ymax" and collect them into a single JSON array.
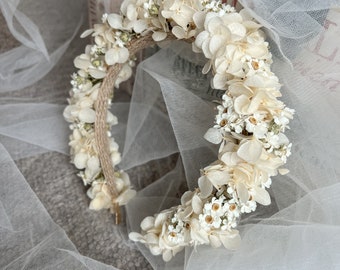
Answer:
[{"xmin": 64, "ymin": 0, "xmax": 294, "ymax": 262}]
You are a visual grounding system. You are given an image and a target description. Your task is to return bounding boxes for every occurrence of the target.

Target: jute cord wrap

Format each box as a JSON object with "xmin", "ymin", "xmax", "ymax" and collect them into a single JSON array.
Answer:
[{"xmin": 94, "ymin": 33, "xmax": 177, "ymax": 223}]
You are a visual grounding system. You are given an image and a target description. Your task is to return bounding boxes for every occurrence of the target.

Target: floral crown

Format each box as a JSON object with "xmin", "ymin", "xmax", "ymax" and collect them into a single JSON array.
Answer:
[{"xmin": 64, "ymin": 0, "xmax": 294, "ymax": 262}]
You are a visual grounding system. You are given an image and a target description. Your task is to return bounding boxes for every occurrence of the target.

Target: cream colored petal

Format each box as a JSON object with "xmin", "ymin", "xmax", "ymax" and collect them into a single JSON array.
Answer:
[
  {"xmin": 279, "ymin": 168, "xmax": 289, "ymax": 175},
  {"xmin": 234, "ymin": 95, "xmax": 250, "ymax": 115},
  {"xmin": 228, "ymin": 83, "xmax": 253, "ymax": 97},
  {"xmin": 111, "ymin": 152, "xmax": 122, "ymax": 166},
  {"xmin": 181, "ymin": 190, "xmax": 194, "ymax": 205},
  {"xmin": 207, "ymin": 16, "xmax": 222, "ymax": 33},
  {"xmin": 133, "ymin": 19, "xmax": 148, "ymax": 33},
  {"xmin": 207, "ymin": 170, "xmax": 229, "ymax": 187},
  {"xmin": 152, "ymin": 31, "xmax": 167, "ymax": 42},
  {"xmin": 89, "ymin": 68, "xmax": 106, "ymax": 79},
  {"xmin": 221, "ymin": 152, "xmax": 242, "ymax": 166},
  {"xmin": 253, "ymin": 186, "xmax": 271, "ymax": 205},
  {"xmin": 228, "ymin": 22, "xmax": 246, "ymax": 40},
  {"xmin": 245, "ymin": 44, "xmax": 268, "ymax": 58},
  {"xmin": 105, "ymin": 47, "xmax": 129, "ymax": 65},
  {"xmin": 107, "ymin": 111, "xmax": 118, "ymax": 125},
  {"xmin": 193, "ymin": 11, "xmax": 206, "ymax": 29},
  {"xmin": 145, "ymin": 233, "xmax": 159, "ymax": 245},
  {"xmin": 63, "ymin": 105, "xmax": 74, "ymax": 122},
  {"xmin": 198, "ymin": 175, "xmax": 213, "ymax": 199},
  {"xmin": 89, "ymin": 193, "xmax": 110, "ymax": 210},
  {"xmin": 204, "ymin": 128, "xmax": 223, "ymax": 144},
  {"xmin": 192, "ymin": 194, "xmax": 203, "ymax": 214},
  {"xmin": 237, "ymin": 139, "xmax": 263, "ymax": 163},
  {"xmin": 209, "ymin": 234, "xmax": 222, "ymax": 248},
  {"xmin": 126, "ymin": 4, "xmax": 138, "ymax": 21},
  {"xmin": 141, "ymin": 216, "xmax": 156, "ymax": 231},
  {"xmin": 219, "ymin": 230, "xmax": 241, "ymax": 250},
  {"xmin": 79, "ymin": 97, "xmax": 93, "ymax": 108},
  {"xmin": 150, "ymin": 245, "xmax": 162, "ymax": 255},
  {"xmin": 129, "ymin": 232, "xmax": 146, "ymax": 243},
  {"xmin": 120, "ymin": 171, "xmax": 130, "ymax": 185},
  {"xmin": 162, "ymin": 249, "xmax": 172, "ymax": 262},
  {"xmin": 209, "ymin": 35, "xmax": 225, "ymax": 56},
  {"xmin": 202, "ymin": 60, "xmax": 211, "ymax": 74},
  {"xmin": 236, "ymin": 182, "xmax": 249, "ymax": 203},
  {"xmin": 107, "ymin": 14, "xmax": 123, "ymax": 29},
  {"xmin": 87, "ymin": 156, "xmax": 100, "ymax": 171},
  {"xmin": 74, "ymin": 55, "xmax": 90, "ymax": 70},
  {"xmin": 155, "ymin": 212, "xmax": 168, "ymax": 228},
  {"xmin": 74, "ymin": 152, "xmax": 88, "ymax": 169},
  {"xmin": 172, "ymin": 26, "xmax": 186, "ymax": 39},
  {"xmin": 78, "ymin": 108, "xmax": 96, "ymax": 123},
  {"xmin": 117, "ymin": 189, "xmax": 136, "ymax": 205},
  {"xmin": 212, "ymin": 73, "xmax": 228, "ymax": 90},
  {"xmin": 80, "ymin": 29, "xmax": 94, "ymax": 38},
  {"xmin": 194, "ymin": 31, "xmax": 209, "ymax": 50},
  {"xmin": 190, "ymin": 219, "xmax": 210, "ymax": 244}
]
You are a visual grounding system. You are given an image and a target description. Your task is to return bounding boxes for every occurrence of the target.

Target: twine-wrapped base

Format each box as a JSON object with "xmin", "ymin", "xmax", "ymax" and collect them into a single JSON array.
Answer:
[{"xmin": 94, "ymin": 34, "xmax": 177, "ymax": 223}]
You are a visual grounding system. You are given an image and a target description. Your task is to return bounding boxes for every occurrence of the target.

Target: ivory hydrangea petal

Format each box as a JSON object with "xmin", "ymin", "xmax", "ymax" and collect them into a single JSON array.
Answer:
[
  {"xmin": 207, "ymin": 170, "xmax": 229, "ymax": 187},
  {"xmin": 129, "ymin": 232, "xmax": 146, "ymax": 243},
  {"xmin": 171, "ymin": 26, "xmax": 185, "ymax": 39},
  {"xmin": 204, "ymin": 128, "xmax": 222, "ymax": 144},
  {"xmin": 227, "ymin": 22, "xmax": 246, "ymax": 40},
  {"xmin": 253, "ymin": 186, "xmax": 271, "ymax": 205},
  {"xmin": 212, "ymin": 73, "xmax": 228, "ymax": 89},
  {"xmin": 107, "ymin": 13, "xmax": 123, "ymax": 29},
  {"xmin": 194, "ymin": 31, "xmax": 209, "ymax": 51},
  {"xmin": 193, "ymin": 11, "xmax": 206, "ymax": 29},
  {"xmin": 219, "ymin": 231, "xmax": 241, "ymax": 250},
  {"xmin": 74, "ymin": 152, "xmax": 88, "ymax": 169},
  {"xmin": 237, "ymin": 139, "xmax": 263, "ymax": 163},
  {"xmin": 126, "ymin": 4, "xmax": 138, "ymax": 21},
  {"xmin": 133, "ymin": 20, "xmax": 148, "ymax": 33},
  {"xmin": 198, "ymin": 176, "xmax": 213, "ymax": 198},
  {"xmin": 74, "ymin": 55, "xmax": 90, "ymax": 70},
  {"xmin": 155, "ymin": 212, "xmax": 168, "ymax": 228},
  {"xmin": 236, "ymin": 182, "xmax": 249, "ymax": 203},
  {"xmin": 79, "ymin": 97, "xmax": 93, "ymax": 108},
  {"xmin": 89, "ymin": 68, "xmax": 106, "ymax": 79},
  {"xmin": 107, "ymin": 111, "xmax": 118, "ymax": 125},
  {"xmin": 150, "ymin": 245, "xmax": 162, "ymax": 255},
  {"xmin": 78, "ymin": 108, "xmax": 96, "ymax": 123},
  {"xmin": 152, "ymin": 31, "xmax": 167, "ymax": 41},
  {"xmin": 80, "ymin": 29, "xmax": 94, "ymax": 38},
  {"xmin": 87, "ymin": 156, "xmax": 100, "ymax": 171},
  {"xmin": 105, "ymin": 47, "xmax": 129, "ymax": 65},
  {"xmin": 209, "ymin": 234, "xmax": 222, "ymax": 248},
  {"xmin": 162, "ymin": 249, "xmax": 172, "ymax": 262},
  {"xmin": 141, "ymin": 216, "xmax": 155, "ymax": 231},
  {"xmin": 145, "ymin": 233, "xmax": 159, "ymax": 245},
  {"xmin": 192, "ymin": 194, "xmax": 203, "ymax": 214},
  {"xmin": 111, "ymin": 152, "xmax": 122, "ymax": 166},
  {"xmin": 228, "ymin": 83, "xmax": 253, "ymax": 97},
  {"xmin": 221, "ymin": 152, "xmax": 242, "ymax": 166},
  {"xmin": 181, "ymin": 190, "xmax": 194, "ymax": 205},
  {"xmin": 116, "ymin": 189, "xmax": 137, "ymax": 205},
  {"xmin": 234, "ymin": 95, "xmax": 250, "ymax": 115}
]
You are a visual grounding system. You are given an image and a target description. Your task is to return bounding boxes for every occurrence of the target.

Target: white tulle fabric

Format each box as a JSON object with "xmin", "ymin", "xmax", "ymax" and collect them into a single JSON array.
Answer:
[{"xmin": 1, "ymin": 0, "xmax": 340, "ymax": 269}]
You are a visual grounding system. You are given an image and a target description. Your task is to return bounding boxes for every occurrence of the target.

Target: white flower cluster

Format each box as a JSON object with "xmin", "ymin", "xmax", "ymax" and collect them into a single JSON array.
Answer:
[
  {"xmin": 122, "ymin": 0, "xmax": 294, "ymax": 261},
  {"xmin": 63, "ymin": 11, "xmax": 140, "ymax": 209},
  {"xmin": 63, "ymin": 0, "xmax": 295, "ymax": 261},
  {"xmin": 130, "ymin": 190, "xmax": 241, "ymax": 261}
]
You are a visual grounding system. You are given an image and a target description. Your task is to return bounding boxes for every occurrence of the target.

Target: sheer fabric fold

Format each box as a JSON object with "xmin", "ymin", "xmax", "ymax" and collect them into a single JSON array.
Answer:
[{"xmin": 1, "ymin": 0, "xmax": 340, "ymax": 269}]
